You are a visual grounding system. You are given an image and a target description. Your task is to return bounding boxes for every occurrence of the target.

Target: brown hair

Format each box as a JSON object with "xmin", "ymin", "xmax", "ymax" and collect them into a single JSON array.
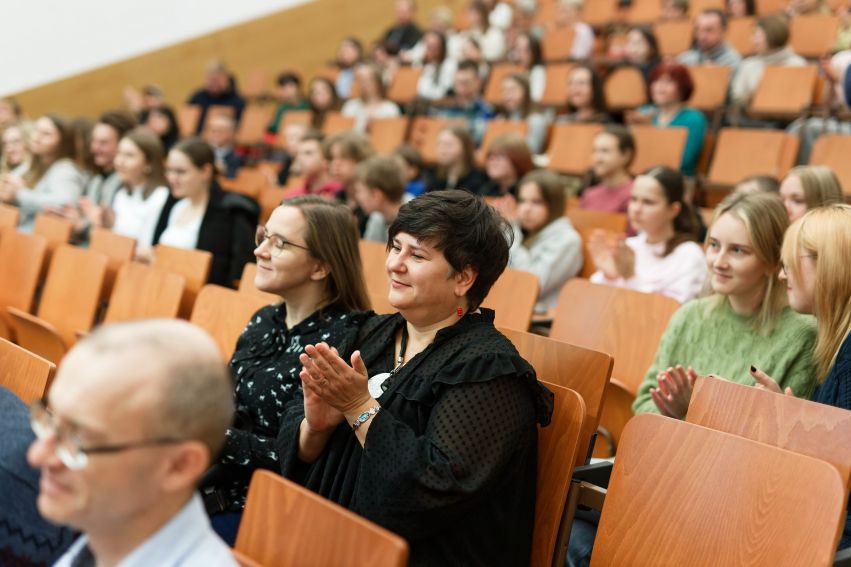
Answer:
[
  {"xmin": 785, "ymin": 165, "xmax": 844, "ymax": 210},
  {"xmin": 25, "ymin": 113, "xmax": 77, "ymax": 186},
  {"xmin": 641, "ymin": 166, "xmax": 699, "ymax": 256},
  {"xmin": 98, "ymin": 109, "xmax": 138, "ymax": 140},
  {"xmin": 357, "ymin": 155, "xmax": 406, "ymax": 202},
  {"xmin": 71, "ymin": 116, "xmax": 96, "ymax": 174},
  {"xmin": 122, "ymin": 127, "xmax": 167, "ymax": 199},
  {"xmin": 282, "ymin": 195, "xmax": 370, "ymax": 311},
  {"xmin": 171, "ymin": 137, "xmax": 216, "ymax": 178},
  {"xmin": 437, "ymin": 124, "xmax": 476, "ymax": 180},
  {"xmin": 519, "ymin": 169, "xmax": 567, "ymax": 226},
  {"xmin": 355, "ymin": 63, "xmax": 387, "ymax": 100},
  {"xmin": 323, "ymin": 130, "xmax": 375, "ymax": 162},
  {"xmin": 757, "ymin": 14, "xmax": 791, "ymax": 50},
  {"xmin": 487, "ymin": 133, "xmax": 535, "ymax": 179}
]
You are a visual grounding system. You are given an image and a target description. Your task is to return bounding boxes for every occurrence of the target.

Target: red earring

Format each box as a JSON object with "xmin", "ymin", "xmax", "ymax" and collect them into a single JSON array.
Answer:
[{"xmin": 457, "ymin": 307, "xmax": 463, "ymax": 317}]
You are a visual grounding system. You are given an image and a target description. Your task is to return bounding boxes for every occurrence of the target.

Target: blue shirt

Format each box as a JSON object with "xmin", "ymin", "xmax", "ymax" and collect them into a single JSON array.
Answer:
[{"xmin": 646, "ymin": 106, "xmax": 707, "ymax": 177}]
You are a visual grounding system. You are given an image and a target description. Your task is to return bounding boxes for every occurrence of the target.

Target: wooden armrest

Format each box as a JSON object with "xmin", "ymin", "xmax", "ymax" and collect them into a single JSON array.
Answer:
[{"xmin": 576, "ymin": 481, "xmax": 607, "ymax": 512}]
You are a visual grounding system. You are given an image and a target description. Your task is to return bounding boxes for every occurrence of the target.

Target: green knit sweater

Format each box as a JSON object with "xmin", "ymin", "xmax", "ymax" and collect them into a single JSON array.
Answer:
[{"xmin": 633, "ymin": 296, "xmax": 818, "ymax": 415}]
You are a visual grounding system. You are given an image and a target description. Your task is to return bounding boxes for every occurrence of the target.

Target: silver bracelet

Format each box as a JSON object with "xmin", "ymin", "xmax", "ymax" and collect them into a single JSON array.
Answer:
[{"xmin": 351, "ymin": 406, "xmax": 381, "ymax": 431}]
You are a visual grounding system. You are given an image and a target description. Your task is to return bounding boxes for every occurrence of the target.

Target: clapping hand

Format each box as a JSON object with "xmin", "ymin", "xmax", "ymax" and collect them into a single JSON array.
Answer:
[
  {"xmin": 650, "ymin": 365, "xmax": 699, "ymax": 419},
  {"xmin": 299, "ymin": 343, "xmax": 374, "ymax": 427}
]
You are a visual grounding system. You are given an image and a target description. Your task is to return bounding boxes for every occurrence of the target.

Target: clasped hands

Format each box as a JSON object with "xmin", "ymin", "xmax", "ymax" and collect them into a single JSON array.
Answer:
[
  {"xmin": 0, "ymin": 173, "xmax": 23, "ymax": 203},
  {"xmin": 298, "ymin": 343, "xmax": 375, "ymax": 433},
  {"xmin": 588, "ymin": 230, "xmax": 634, "ymax": 280}
]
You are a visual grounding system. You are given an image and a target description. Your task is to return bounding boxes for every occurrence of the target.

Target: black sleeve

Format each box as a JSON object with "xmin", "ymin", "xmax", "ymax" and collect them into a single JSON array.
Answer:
[{"xmin": 226, "ymin": 201, "xmax": 259, "ymax": 286}]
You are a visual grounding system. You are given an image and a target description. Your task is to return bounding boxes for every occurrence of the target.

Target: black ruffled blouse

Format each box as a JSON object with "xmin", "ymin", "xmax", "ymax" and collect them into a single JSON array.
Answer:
[
  {"xmin": 215, "ymin": 302, "xmax": 363, "ymax": 511},
  {"xmin": 278, "ymin": 309, "xmax": 554, "ymax": 566}
]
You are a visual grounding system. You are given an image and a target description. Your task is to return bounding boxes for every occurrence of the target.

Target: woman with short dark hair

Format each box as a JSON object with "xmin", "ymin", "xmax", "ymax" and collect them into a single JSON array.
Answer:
[{"xmin": 280, "ymin": 190, "xmax": 553, "ymax": 566}]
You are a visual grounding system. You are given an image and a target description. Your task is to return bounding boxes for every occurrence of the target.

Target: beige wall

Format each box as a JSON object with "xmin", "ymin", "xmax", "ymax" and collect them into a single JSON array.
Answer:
[{"xmin": 13, "ymin": 0, "xmax": 453, "ymax": 118}]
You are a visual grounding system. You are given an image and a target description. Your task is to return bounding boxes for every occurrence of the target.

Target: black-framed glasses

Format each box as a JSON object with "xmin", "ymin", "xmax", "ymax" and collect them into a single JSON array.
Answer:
[
  {"xmin": 30, "ymin": 400, "xmax": 187, "ymax": 471},
  {"xmin": 254, "ymin": 225, "xmax": 310, "ymax": 258}
]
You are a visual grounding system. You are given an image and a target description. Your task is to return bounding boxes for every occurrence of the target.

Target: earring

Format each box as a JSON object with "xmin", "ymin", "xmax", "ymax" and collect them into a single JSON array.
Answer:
[{"xmin": 457, "ymin": 307, "xmax": 463, "ymax": 317}]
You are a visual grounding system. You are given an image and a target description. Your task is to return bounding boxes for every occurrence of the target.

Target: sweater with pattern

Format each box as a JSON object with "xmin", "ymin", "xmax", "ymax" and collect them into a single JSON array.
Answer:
[{"xmin": 633, "ymin": 297, "xmax": 818, "ymax": 414}]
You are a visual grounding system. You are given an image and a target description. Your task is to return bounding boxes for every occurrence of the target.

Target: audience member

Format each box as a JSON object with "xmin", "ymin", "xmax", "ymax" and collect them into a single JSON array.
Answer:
[
  {"xmin": 153, "ymin": 138, "xmax": 258, "ymax": 287},
  {"xmin": 125, "ymin": 84, "xmax": 166, "ymax": 123},
  {"xmin": 144, "ymin": 106, "xmax": 180, "ymax": 152},
  {"xmin": 628, "ymin": 62, "xmax": 707, "ymax": 176},
  {"xmin": 552, "ymin": 0, "xmax": 596, "ymax": 60},
  {"xmin": 205, "ymin": 114, "xmax": 245, "ymax": 179},
  {"xmin": 480, "ymin": 133, "xmax": 535, "ymax": 197},
  {"xmin": 281, "ymin": 190, "xmax": 553, "ymax": 566},
  {"xmin": 557, "ymin": 64, "xmax": 611, "ymax": 124},
  {"xmin": 81, "ymin": 110, "xmax": 138, "ymax": 210},
  {"xmin": 778, "ymin": 165, "xmax": 844, "ymax": 222},
  {"xmin": 0, "ymin": 114, "xmax": 86, "ymax": 231},
  {"xmin": 678, "ymin": 9, "xmax": 742, "ymax": 68},
  {"xmin": 751, "ymin": 204, "xmax": 851, "ymax": 551},
  {"xmin": 0, "ymin": 97, "xmax": 22, "ymax": 137},
  {"xmin": 355, "ymin": 155, "xmax": 411, "ymax": 242},
  {"xmin": 393, "ymin": 144, "xmax": 427, "ymax": 196},
  {"xmin": 494, "ymin": 72, "xmax": 548, "ymax": 153},
  {"xmin": 0, "ymin": 122, "xmax": 32, "ymax": 177},
  {"xmin": 416, "ymin": 31, "xmax": 457, "ymax": 100},
  {"xmin": 291, "ymin": 130, "xmax": 343, "ymax": 199},
  {"xmin": 431, "ymin": 60, "xmax": 495, "ymax": 144},
  {"xmin": 383, "ymin": 0, "xmax": 424, "ymax": 51},
  {"xmin": 205, "ymin": 196, "xmax": 370, "ymax": 543},
  {"xmin": 661, "ymin": 0, "xmax": 689, "ymax": 20},
  {"xmin": 28, "ymin": 319, "xmax": 237, "ymax": 566},
  {"xmin": 276, "ymin": 121, "xmax": 308, "ymax": 186},
  {"xmin": 187, "ymin": 60, "xmax": 246, "ymax": 135},
  {"xmin": 733, "ymin": 174, "xmax": 781, "ymax": 195},
  {"xmin": 325, "ymin": 131, "xmax": 376, "ymax": 232},
  {"xmin": 402, "ymin": 6, "xmax": 455, "ymax": 64},
  {"xmin": 423, "ymin": 124, "xmax": 489, "ymax": 194},
  {"xmin": 266, "ymin": 72, "xmax": 309, "ymax": 137},
  {"xmin": 509, "ymin": 170, "xmax": 583, "ymax": 312},
  {"xmin": 511, "ymin": 32, "xmax": 546, "ymax": 102},
  {"xmin": 70, "ymin": 117, "xmax": 96, "ymax": 181},
  {"xmin": 307, "ymin": 76, "xmax": 341, "ymax": 130},
  {"xmin": 341, "ymin": 64, "xmax": 401, "ymax": 133},
  {"xmin": 787, "ymin": 0, "xmax": 832, "ymax": 15},
  {"xmin": 727, "ymin": 0, "xmax": 756, "ymax": 17},
  {"xmin": 0, "ymin": 386, "xmax": 75, "ymax": 566},
  {"xmin": 730, "ymin": 14, "xmax": 805, "ymax": 106},
  {"xmin": 334, "ymin": 37, "xmax": 364, "ymax": 99},
  {"xmin": 455, "ymin": 1, "xmax": 507, "ymax": 62},
  {"xmin": 581, "ymin": 125, "xmax": 635, "ymax": 214},
  {"xmin": 458, "ymin": 36, "xmax": 491, "ymax": 79},
  {"xmin": 623, "ymin": 26, "xmax": 662, "ymax": 82},
  {"xmin": 589, "ymin": 166, "xmax": 706, "ymax": 303}
]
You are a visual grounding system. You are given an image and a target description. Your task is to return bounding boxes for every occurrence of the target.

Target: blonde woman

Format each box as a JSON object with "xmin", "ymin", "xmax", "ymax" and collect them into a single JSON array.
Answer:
[
  {"xmin": 779, "ymin": 165, "xmax": 844, "ymax": 222},
  {"xmin": 0, "ymin": 122, "xmax": 33, "ymax": 177}
]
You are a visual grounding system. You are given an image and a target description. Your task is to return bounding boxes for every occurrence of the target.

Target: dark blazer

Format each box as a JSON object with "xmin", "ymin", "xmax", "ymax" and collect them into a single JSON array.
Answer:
[
  {"xmin": 423, "ymin": 166, "xmax": 490, "ymax": 196},
  {"xmin": 153, "ymin": 181, "xmax": 259, "ymax": 287}
]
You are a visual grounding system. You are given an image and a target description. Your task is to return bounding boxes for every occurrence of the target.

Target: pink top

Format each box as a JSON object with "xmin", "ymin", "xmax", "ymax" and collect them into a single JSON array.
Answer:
[
  {"xmin": 590, "ymin": 232, "xmax": 707, "ymax": 304},
  {"xmin": 289, "ymin": 178, "xmax": 344, "ymax": 199},
  {"xmin": 580, "ymin": 181, "xmax": 633, "ymax": 213}
]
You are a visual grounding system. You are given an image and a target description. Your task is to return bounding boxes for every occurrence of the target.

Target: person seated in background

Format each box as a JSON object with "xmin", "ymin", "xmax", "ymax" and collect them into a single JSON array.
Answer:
[
  {"xmin": 290, "ymin": 130, "xmax": 343, "ymax": 199},
  {"xmin": 383, "ymin": 0, "xmax": 424, "ymax": 52},
  {"xmin": 402, "ymin": 6, "xmax": 455, "ymax": 64},
  {"xmin": 493, "ymin": 72, "xmax": 548, "ymax": 153},
  {"xmin": 550, "ymin": 0, "xmax": 595, "ymax": 60},
  {"xmin": 453, "ymin": 0, "xmax": 507, "ymax": 62},
  {"xmin": 589, "ymin": 166, "xmax": 706, "ymax": 303},
  {"xmin": 416, "ymin": 31, "xmax": 458, "ymax": 101},
  {"xmin": 0, "ymin": 114, "xmax": 86, "ymax": 232},
  {"xmin": 727, "ymin": 0, "xmax": 756, "ymax": 17},
  {"xmin": 79, "ymin": 111, "xmax": 138, "ymax": 212},
  {"xmin": 778, "ymin": 165, "xmax": 844, "ymax": 222},
  {"xmin": 623, "ymin": 26, "xmax": 661, "ymax": 82},
  {"xmin": 509, "ymin": 170, "xmax": 583, "ymax": 313},
  {"xmin": 28, "ymin": 319, "xmax": 237, "ymax": 566},
  {"xmin": 581, "ymin": 125, "xmax": 636, "ymax": 214},
  {"xmin": 280, "ymin": 190, "xmax": 554, "ymax": 566},
  {"xmin": 187, "ymin": 59, "xmax": 246, "ymax": 135},
  {"xmin": 510, "ymin": 32, "xmax": 546, "ymax": 102},
  {"xmin": 355, "ymin": 155, "xmax": 411, "ymax": 243},
  {"xmin": 70, "ymin": 117, "xmax": 95, "ymax": 183},
  {"xmin": 733, "ymin": 173, "xmax": 781, "ymax": 195},
  {"xmin": 730, "ymin": 14, "xmax": 805, "ymax": 107},
  {"xmin": 633, "ymin": 192, "xmax": 817, "ymax": 417},
  {"xmin": 276, "ymin": 121, "xmax": 308, "ymax": 187},
  {"xmin": 205, "ymin": 114, "xmax": 245, "ymax": 179},
  {"xmin": 557, "ymin": 64, "xmax": 611, "ymax": 124},
  {"xmin": 265, "ymin": 71, "xmax": 309, "ymax": 139},
  {"xmin": 787, "ymin": 0, "xmax": 833, "ymax": 15},
  {"xmin": 394, "ymin": 144, "xmax": 427, "ymax": 196},
  {"xmin": 678, "ymin": 9, "xmax": 742, "ymax": 68},
  {"xmin": 423, "ymin": 124, "xmax": 489, "ymax": 194},
  {"xmin": 479, "ymin": 133, "xmax": 535, "ymax": 197},
  {"xmin": 431, "ymin": 60, "xmax": 495, "ymax": 144},
  {"xmin": 124, "ymin": 84, "xmax": 166, "ymax": 124},
  {"xmin": 627, "ymin": 62, "xmax": 707, "ymax": 177},
  {"xmin": 334, "ymin": 37, "xmax": 364, "ymax": 99},
  {"xmin": 341, "ymin": 63, "xmax": 401, "ymax": 133},
  {"xmin": 325, "ymin": 131, "xmax": 375, "ymax": 233},
  {"xmin": 0, "ymin": 122, "xmax": 33, "ymax": 177},
  {"xmin": 306, "ymin": 76, "xmax": 341, "ymax": 131},
  {"xmin": 144, "ymin": 105, "xmax": 180, "ymax": 152},
  {"xmin": 661, "ymin": 0, "xmax": 689, "ymax": 20},
  {"xmin": 152, "ymin": 138, "xmax": 258, "ymax": 287},
  {"xmin": 0, "ymin": 386, "xmax": 75, "ymax": 566},
  {"xmin": 457, "ymin": 36, "xmax": 492, "ymax": 81},
  {"xmin": 0, "ymin": 97, "xmax": 22, "ymax": 138},
  {"xmin": 205, "ymin": 196, "xmax": 370, "ymax": 544}
]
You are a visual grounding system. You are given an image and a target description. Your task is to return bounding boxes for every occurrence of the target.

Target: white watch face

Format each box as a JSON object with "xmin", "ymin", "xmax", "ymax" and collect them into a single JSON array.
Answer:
[{"xmin": 368, "ymin": 372, "xmax": 392, "ymax": 398}]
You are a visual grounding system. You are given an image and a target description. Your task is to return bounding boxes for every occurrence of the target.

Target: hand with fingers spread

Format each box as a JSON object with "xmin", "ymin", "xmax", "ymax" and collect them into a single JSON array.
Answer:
[
  {"xmin": 299, "ymin": 342, "xmax": 375, "ymax": 417},
  {"xmin": 588, "ymin": 230, "xmax": 619, "ymax": 279},
  {"xmin": 750, "ymin": 365, "xmax": 795, "ymax": 397},
  {"xmin": 612, "ymin": 237, "xmax": 635, "ymax": 280},
  {"xmin": 650, "ymin": 365, "xmax": 700, "ymax": 419}
]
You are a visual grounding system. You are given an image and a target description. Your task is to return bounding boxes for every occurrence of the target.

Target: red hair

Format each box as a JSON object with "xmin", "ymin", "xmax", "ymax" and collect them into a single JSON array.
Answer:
[{"xmin": 648, "ymin": 62, "xmax": 694, "ymax": 102}]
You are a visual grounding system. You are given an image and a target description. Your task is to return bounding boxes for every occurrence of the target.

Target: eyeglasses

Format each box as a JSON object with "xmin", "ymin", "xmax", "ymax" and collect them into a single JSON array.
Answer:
[
  {"xmin": 255, "ymin": 225, "xmax": 310, "ymax": 258},
  {"xmin": 30, "ymin": 400, "xmax": 187, "ymax": 471},
  {"xmin": 779, "ymin": 254, "xmax": 817, "ymax": 275}
]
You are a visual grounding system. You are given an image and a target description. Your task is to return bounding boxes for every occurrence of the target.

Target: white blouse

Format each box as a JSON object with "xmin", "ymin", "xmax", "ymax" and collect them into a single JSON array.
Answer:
[
  {"xmin": 158, "ymin": 198, "xmax": 204, "ymax": 250},
  {"xmin": 111, "ymin": 185, "xmax": 169, "ymax": 250}
]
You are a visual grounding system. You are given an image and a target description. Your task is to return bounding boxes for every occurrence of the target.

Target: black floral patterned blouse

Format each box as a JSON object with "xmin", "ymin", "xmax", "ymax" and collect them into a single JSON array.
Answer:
[{"xmin": 214, "ymin": 302, "xmax": 364, "ymax": 511}]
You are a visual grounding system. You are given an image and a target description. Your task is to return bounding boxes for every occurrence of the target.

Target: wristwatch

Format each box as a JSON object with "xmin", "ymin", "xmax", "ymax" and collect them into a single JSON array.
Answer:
[{"xmin": 351, "ymin": 406, "xmax": 381, "ymax": 431}]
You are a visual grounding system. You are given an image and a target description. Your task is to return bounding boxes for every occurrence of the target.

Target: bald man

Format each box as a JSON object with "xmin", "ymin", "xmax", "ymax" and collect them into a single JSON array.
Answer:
[{"xmin": 27, "ymin": 320, "xmax": 237, "ymax": 567}]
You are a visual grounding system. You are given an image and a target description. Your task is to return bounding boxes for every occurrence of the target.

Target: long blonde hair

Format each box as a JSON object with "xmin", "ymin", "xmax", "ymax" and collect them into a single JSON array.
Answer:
[
  {"xmin": 706, "ymin": 192, "xmax": 789, "ymax": 334},
  {"xmin": 784, "ymin": 165, "xmax": 843, "ymax": 210},
  {"xmin": 781, "ymin": 204, "xmax": 851, "ymax": 380}
]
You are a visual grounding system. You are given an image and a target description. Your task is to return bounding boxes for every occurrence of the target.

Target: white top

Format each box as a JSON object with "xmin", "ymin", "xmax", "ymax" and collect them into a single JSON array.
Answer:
[
  {"xmin": 590, "ymin": 233, "xmax": 707, "ymax": 304},
  {"xmin": 16, "ymin": 158, "xmax": 85, "ymax": 232},
  {"xmin": 509, "ymin": 217, "xmax": 583, "ymax": 312},
  {"xmin": 451, "ymin": 27, "xmax": 507, "ymax": 62},
  {"xmin": 529, "ymin": 65, "xmax": 546, "ymax": 102},
  {"xmin": 112, "ymin": 185, "xmax": 170, "ymax": 251},
  {"xmin": 416, "ymin": 59, "xmax": 457, "ymax": 100},
  {"xmin": 571, "ymin": 22, "xmax": 595, "ymax": 60},
  {"xmin": 341, "ymin": 99, "xmax": 401, "ymax": 132},
  {"xmin": 730, "ymin": 47, "xmax": 806, "ymax": 105},
  {"xmin": 54, "ymin": 494, "xmax": 237, "ymax": 567},
  {"xmin": 158, "ymin": 198, "xmax": 204, "ymax": 250}
]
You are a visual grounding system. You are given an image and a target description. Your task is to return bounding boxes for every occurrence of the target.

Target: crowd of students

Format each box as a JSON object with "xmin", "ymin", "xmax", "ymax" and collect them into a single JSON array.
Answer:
[{"xmin": 2, "ymin": 0, "xmax": 851, "ymax": 565}]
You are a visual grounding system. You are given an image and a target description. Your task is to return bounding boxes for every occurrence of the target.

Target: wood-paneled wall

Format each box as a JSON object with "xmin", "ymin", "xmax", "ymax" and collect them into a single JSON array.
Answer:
[{"xmin": 12, "ymin": 0, "xmax": 453, "ymax": 118}]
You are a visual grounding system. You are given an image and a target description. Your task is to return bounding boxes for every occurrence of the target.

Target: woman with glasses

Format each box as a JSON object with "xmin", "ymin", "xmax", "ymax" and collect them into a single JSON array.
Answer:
[
  {"xmin": 150, "ymin": 137, "xmax": 258, "ymax": 286},
  {"xmin": 204, "ymin": 195, "xmax": 371, "ymax": 544}
]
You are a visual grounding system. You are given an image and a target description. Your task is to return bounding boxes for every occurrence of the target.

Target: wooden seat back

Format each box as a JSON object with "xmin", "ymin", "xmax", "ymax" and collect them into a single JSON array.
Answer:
[
  {"xmin": 235, "ymin": 470, "xmax": 409, "ymax": 567},
  {"xmin": 546, "ymin": 122, "xmax": 603, "ymax": 176},
  {"xmin": 0, "ymin": 204, "xmax": 19, "ymax": 230},
  {"xmin": 604, "ymin": 67, "xmax": 647, "ymax": 110},
  {"xmin": 707, "ymin": 127, "xmax": 798, "ymax": 187},
  {"xmin": 238, "ymin": 263, "xmax": 283, "ymax": 303},
  {"xmin": 630, "ymin": 124, "xmax": 688, "ymax": 174},
  {"xmin": 89, "ymin": 228, "xmax": 136, "ymax": 302},
  {"xmin": 0, "ymin": 228, "xmax": 47, "ymax": 340},
  {"xmin": 368, "ymin": 116, "xmax": 408, "ymax": 155},
  {"xmin": 0, "ymin": 338, "xmax": 56, "ymax": 404},
  {"xmin": 103, "ymin": 262, "xmax": 186, "ymax": 323},
  {"xmin": 153, "ymin": 244, "xmax": 213, "ymax": 318},
  {"xmin": 190, "ymin": 284, "xmax": 275, "ymax": 362},
  {"xmin": 539, "ymin": 62, "xmax": 575, "ymax": 107},
  {"xmin": 481, "ymin": 267, "xmax": 539, "ymax": 332}
]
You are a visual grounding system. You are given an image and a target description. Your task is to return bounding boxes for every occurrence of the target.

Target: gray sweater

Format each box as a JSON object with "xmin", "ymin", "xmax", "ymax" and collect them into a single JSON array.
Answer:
[{"xmin": 16, "ymin": 158, "xmax": 85, "ymax": 231}]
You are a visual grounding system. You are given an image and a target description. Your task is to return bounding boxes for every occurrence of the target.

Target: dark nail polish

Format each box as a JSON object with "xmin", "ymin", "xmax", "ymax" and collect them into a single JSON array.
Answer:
[{"xmin": 750, "ymin": 365, "xmax": 756, "ymax": 373}]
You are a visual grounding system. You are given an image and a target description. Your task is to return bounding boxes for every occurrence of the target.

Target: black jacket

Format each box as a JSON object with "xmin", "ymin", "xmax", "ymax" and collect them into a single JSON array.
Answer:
[
  {"xmin": 152, "ymin": 181, "xmax": 259, "ymax": 287},
  {"xmin": 423, "ymin": 166, "xmax": 490, "ymax": 196}
]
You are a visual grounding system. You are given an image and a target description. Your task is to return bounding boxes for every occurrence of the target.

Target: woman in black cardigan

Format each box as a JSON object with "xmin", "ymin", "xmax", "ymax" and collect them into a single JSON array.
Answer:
[{"xmin": 152, "ymin": 137, "xmax": 258, "ymax": 287}]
